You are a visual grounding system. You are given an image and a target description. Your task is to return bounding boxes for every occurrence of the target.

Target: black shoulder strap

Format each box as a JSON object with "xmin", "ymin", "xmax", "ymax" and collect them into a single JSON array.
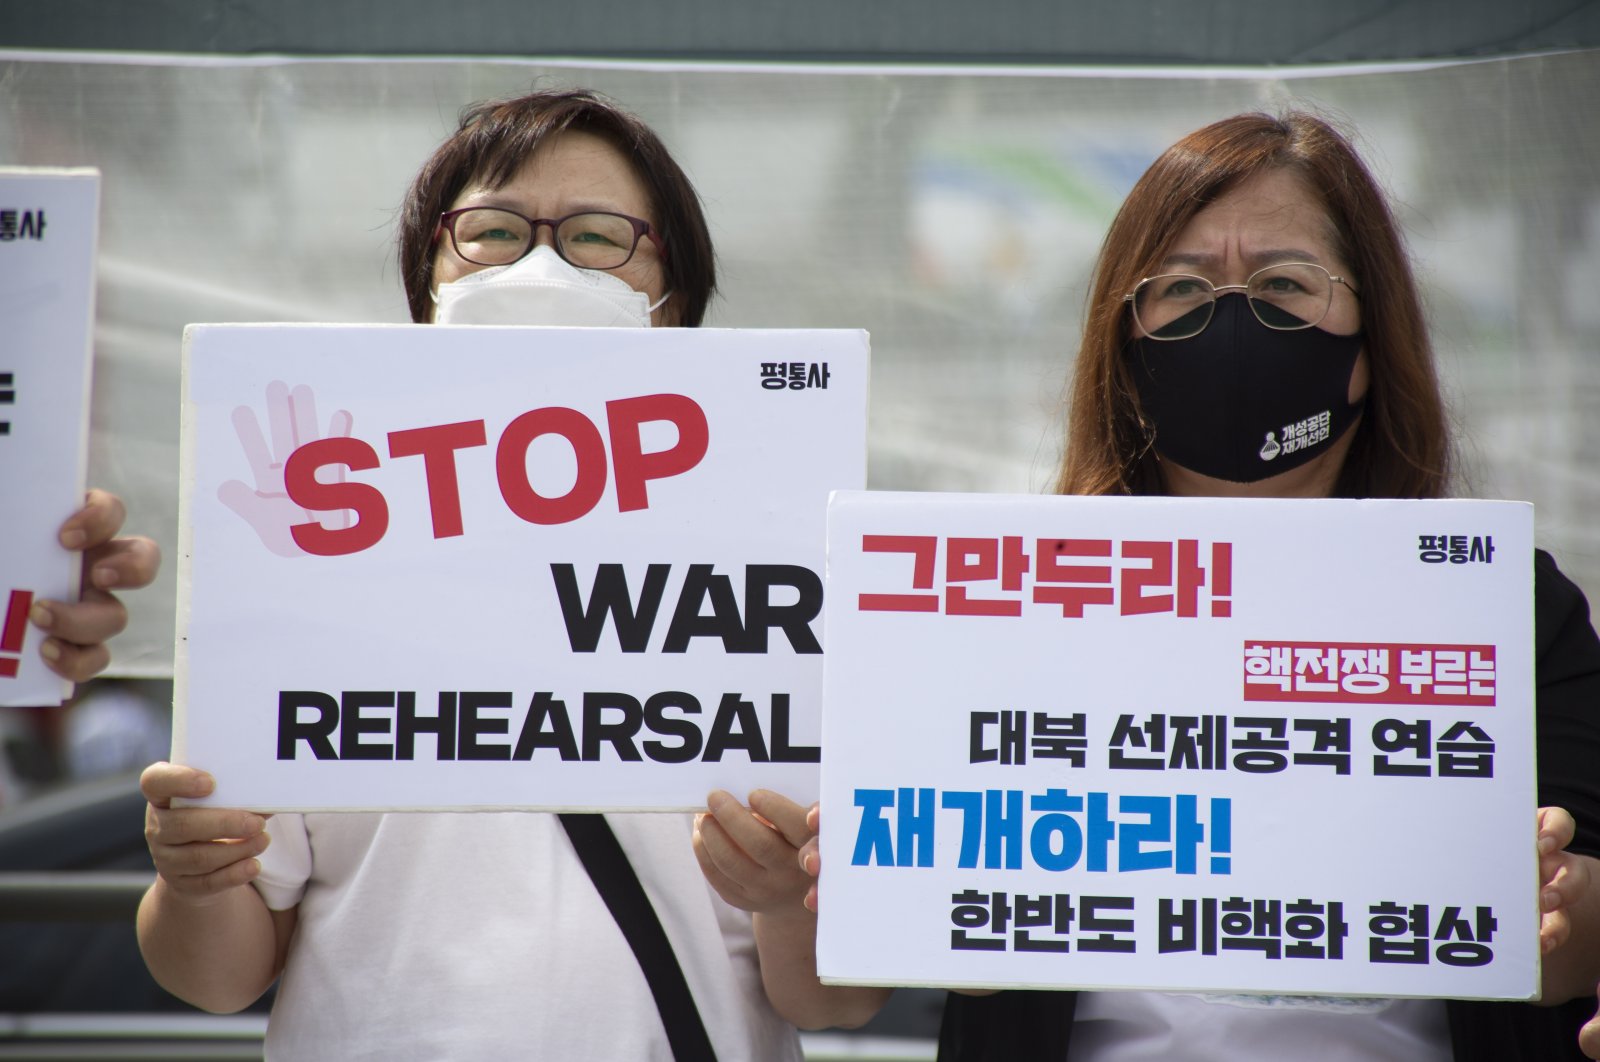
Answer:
[{"xmin": 558, "ymin": 812, "xmax": 718, "ymax": 1061}]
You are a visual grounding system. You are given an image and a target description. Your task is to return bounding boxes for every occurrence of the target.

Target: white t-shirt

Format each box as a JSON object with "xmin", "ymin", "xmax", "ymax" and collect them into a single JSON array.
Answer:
[
  {"xmin": 254, "ymin": 810, "xmax": 801, "ymax": 1062},
  {"xmin": 1070, "ymin": 990, "xmax": 1453, "ymax": 1062}
]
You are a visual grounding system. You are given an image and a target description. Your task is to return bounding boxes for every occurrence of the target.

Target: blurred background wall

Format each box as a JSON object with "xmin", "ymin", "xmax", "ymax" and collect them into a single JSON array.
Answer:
[{"xmin": 2, "ymin": 3, "xmax": 1598, "ymax": 677}]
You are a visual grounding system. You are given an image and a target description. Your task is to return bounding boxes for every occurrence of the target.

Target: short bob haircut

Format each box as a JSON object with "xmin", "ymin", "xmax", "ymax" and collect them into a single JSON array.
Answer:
[
  {"xmin": 398, "ymin": 88, "xmax": 716, "ymax": 327},
  {"xmin": 1056, "ymin": 111, "xmax": 1450, "ymax": 500}
]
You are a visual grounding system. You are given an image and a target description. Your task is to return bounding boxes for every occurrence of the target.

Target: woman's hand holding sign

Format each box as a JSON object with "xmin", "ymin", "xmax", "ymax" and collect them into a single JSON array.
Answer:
[
  {"xmin": 797, "ymin": 802, "xmax": 821, "ymax": 913},
  {"xmin": 137, "ymin": 762, "xmax": 296, "ymax": 1013},
  {"xmin": 695, "ymin": 790, "xmax": 889, "ymax": 1029},
  {"xmin": 695, "ymin": 789, "xmax": 814, "ymax": 921},
  {"xmin": 1535, "ymin": 805, "xmax": 1600, "ymax": 1005},
  {"xmin": 32, "ymin": 489, "xmax": 160, "ymax": 682},
  {"xmin": 141, "ymin": 763, "xmax": 270, "ymax": 901}
]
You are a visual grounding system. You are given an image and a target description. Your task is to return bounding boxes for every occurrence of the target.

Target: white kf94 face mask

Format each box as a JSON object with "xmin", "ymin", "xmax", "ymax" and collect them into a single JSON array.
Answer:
[{"xmin": 431, "ymin": 245, "xmax": 670, "ymax": 327}]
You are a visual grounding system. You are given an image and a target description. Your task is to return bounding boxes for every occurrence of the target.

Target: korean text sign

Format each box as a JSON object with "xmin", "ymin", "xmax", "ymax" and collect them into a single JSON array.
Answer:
[
  {"xmin": 0, "ymin": 168, "xmax": 99, "ymax": 707},
  {"xmin": 176, "ymin": 325, "xmax": 866, "ymax": 811},
  {"xmin": 817, "ymin": 491, "xmax": 1536, "ymax": 999}
]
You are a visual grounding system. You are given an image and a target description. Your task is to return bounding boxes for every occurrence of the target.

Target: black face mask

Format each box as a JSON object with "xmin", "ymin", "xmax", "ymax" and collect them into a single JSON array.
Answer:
[{"xmin": 1129, "ymin": 294, "xmax": 1366, "ymax": 484}]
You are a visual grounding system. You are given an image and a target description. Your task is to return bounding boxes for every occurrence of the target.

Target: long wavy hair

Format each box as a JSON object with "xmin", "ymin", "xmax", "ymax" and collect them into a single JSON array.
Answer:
[{"xmin": 1055, "ymin": 111, "xmax": 1451, "ymax": 499}]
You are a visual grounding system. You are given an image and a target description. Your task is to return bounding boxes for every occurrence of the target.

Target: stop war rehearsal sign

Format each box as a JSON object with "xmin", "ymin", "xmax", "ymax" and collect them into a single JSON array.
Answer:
[
  {"xmin": 817, "ymin": 491, "xmax": 1539, "ymax": 999},
  {"xmin": 175, "ymin": 324, "xmax": 867, "ymax": 811}
]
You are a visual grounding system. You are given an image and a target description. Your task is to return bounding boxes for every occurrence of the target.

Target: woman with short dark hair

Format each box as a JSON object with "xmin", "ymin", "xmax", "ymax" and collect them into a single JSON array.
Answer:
[
  {"xmin": 396, "ymin": 88, "xmax": 716, "ymax": 328},
  {"xmin": 138, "ymin": 88, "xmax": 803, "ymax": 1062}
]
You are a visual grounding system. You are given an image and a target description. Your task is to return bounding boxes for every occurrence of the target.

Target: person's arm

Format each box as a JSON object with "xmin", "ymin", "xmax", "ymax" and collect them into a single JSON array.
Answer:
[
  {"xmin": 33, "ymin": 489, "xmax": 161, "ymax": 681},
  {"xmin": 135, "ymin": 762, "xmax": 295, "ymax": 1012},
  {"xmin": 1535, "ymin": 806, "xmax": 1600, "ymax": 1005},
  {"xmin": 1531, "ymin": 553, "xmax": 1600, "ymax": 1005},
  {"xmin": 695, "ymin": 791, "xmax": 891, "ymax": 1030},
  {"xmin": 1580, "ymin": 985, "xmax": 1600, "ymax": 1059}
]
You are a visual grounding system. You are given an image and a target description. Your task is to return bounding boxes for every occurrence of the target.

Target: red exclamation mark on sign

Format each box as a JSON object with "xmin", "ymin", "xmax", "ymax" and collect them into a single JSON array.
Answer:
[
  {"xmin": 0, "ymin": 590, "xmax": 34, "ymax": 678},
  {"xmin": 1210, "ymin": 543, "xmax": 1233, "ymax": 617}
]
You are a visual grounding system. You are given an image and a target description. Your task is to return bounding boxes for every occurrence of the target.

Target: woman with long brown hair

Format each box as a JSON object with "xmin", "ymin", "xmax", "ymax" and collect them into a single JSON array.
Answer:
[
  {"xmin": 642, "ymin": 107, "xmax": 1600, "ymax": 1060},
  {"xmin": 934, "ymin": 110, "xmax": 1600, "ymax": 1062}
]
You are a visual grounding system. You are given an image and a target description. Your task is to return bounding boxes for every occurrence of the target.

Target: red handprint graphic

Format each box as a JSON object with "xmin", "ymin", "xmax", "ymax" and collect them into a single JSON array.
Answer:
[{"xmin": 218, "ymin": 381, "xmax": 354, "ymax": 558}]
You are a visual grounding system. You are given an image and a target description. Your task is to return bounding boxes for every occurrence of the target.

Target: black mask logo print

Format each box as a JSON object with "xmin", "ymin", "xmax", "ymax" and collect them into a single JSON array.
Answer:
[{"xmin": 1130, "ymin": 295, "xmax": 1364, "ymax": 483}]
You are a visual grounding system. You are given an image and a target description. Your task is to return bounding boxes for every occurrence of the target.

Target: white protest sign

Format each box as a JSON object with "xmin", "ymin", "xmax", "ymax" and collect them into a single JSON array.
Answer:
[
  {"xmin": 818, "ymin": 491, "xmax": 1537, "ymax": 1000},
  {"xmin": 0, "ymin": 168, "xmax": 99, "ymax": 708},
  {"xmin": 176, "ymin": 324, "xmax": 866, "ymax": 811}
]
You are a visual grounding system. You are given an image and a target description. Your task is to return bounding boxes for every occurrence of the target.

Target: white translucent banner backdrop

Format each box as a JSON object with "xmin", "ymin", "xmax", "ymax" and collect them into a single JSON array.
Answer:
[{"xmin": 0, "ymin": 50, "xmax": 1595, "ymax": 676}]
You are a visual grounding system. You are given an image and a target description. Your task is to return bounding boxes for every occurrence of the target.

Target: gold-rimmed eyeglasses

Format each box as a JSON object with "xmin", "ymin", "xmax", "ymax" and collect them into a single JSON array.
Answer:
[{"xmin": 1125, "ymin": 262, "xmax": 1357, "ymax": 341}]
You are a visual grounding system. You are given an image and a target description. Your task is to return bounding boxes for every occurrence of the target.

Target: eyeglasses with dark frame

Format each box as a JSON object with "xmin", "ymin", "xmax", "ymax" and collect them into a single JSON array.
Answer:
[
  {"xmin": 1124, "ymin": 261, "xmax": 1358, "ymax": 341},
  {"xmin": 437, "ymin": 207, "xmax": 665, "ymax": 271}
]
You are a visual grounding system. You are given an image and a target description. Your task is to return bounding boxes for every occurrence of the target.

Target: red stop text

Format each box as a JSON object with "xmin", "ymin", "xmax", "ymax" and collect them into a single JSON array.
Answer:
[{"xmin": 283, "ymin": 393, "xmax": 709, "ymax": 556}]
